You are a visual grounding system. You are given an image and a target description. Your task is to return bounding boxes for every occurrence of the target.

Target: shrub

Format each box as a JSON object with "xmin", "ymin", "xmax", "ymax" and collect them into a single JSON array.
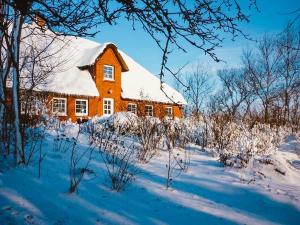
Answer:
[
  {"xmin": 89, "ymin": 118, "xmax": 139, "ymax": 192},
  {"xmin": 135, "ymin": 116, "xmax": 162, "ymax": 163},
  {"xmin": 161, "ymin": 119, "xmax": 190, "ymax": 188}
]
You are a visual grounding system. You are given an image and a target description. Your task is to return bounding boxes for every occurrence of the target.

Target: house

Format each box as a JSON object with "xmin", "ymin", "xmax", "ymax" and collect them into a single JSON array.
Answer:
[{"xmin": 16, "ymin": 25, "xmax": 187, "ymax": 122}]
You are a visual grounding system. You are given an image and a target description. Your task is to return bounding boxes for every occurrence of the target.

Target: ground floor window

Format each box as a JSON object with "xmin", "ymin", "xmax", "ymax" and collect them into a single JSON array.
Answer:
[
  {"xmin": 103, "ymin": 98, "xmax": 114, "ymax": 115},
  {"xmin": 52, "ymin": 97, "xmax": 67, "ymax": 116},
  {"xmin": 75, "ymin": 99, "xmax": 88, "ymax": 116},
  {"xmin": 21, "ymin": 100, "xmax": 39, "ymax": 115},
  {"xmin": 127, "ymin": 103, "xmax": 137, "ymax": 114},
  {"xmin": 165, "ymin": 107, "xmax": 173, "ymax": 118},
  {"xmin": 145, "ymin": 105, "xmax": 153, "ymax": 116}
]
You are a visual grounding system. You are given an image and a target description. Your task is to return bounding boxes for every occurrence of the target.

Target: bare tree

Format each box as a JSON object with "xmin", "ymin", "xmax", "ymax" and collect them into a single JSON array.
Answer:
[
  {"xmin": 290, "ymin": 92, "xmax": 300, "ymax": 130},
  {"xmin": 20, "ymin": 28, "xmax": 66, "ymax": 142},
  {"xmin": 216, "ymin": 68, "xmax": 254, "ymax": 119},
  {"xmin": 0, "ymin": 1, "xmax": 11, "ymax": 155},
  {"xmin": 276, "ymin": 23, "xmax": 300, "ymax": 125},
  {"xmin": 243, "ymin": 35, "xmax": 282, "ymax": 123},
  {"xmin": 184, "ymin": 63, "xmax": 212, "ymax": 117}
]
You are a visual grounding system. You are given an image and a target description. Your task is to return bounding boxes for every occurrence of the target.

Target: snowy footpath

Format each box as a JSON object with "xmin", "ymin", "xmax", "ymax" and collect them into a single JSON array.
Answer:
[{"xmin": 0, "ymin": 134, "xmax": 300, "ymax": 225}]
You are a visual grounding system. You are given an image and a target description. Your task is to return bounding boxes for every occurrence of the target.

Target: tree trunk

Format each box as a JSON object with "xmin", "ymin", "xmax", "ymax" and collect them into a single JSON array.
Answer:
[
  {"xmin": 11, "ymin": 10, "xmax": 24, "ymax": 164},
  {"xmin": 0, "ymin": 0, "xmax": 8, "ymax": 154},
  {"xmin": 0, "ymin": 84, "xmax": 7, "ymax": 153}
]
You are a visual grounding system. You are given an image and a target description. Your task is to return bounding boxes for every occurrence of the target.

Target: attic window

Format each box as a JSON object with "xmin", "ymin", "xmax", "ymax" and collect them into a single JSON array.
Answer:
[{"xmin": 104, "ymin": 65, "xmax": 114, "ymax": 81}]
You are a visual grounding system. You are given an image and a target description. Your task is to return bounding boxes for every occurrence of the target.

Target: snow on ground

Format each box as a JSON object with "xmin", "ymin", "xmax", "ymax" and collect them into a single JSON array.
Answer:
[{"xmin": 0, "ymin": 131, "xmax": 300, "ymax": 225}]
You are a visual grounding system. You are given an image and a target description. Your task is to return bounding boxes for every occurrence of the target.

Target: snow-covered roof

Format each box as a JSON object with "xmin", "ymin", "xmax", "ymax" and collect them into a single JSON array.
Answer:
[
  {"xmin": 78, "ymin": 44, "xmax": 111, "ymax": 67},
  {"xmin": 120, "ymin": 51, "xmax": 187, "ymax": 104},
  {"xmin": 8, "ymin": 25, "xmax": 100, "ymax": 97},
  {"xmin": 37, "ymin": 37, "xmax": 105, "ymax": 97},
  {"xmin": 17, "ymin": 25, "xmax": 187, "ymax": 104}
]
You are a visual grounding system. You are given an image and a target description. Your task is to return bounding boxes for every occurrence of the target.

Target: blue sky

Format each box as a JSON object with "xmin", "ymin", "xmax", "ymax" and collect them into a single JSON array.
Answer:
[{"xmin": 89, "ymin": 0, "xmax": 300, "ymax": 85}]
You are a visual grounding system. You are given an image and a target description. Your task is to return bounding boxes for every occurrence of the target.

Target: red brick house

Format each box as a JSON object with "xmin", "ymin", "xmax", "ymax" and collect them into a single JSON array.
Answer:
[{"xmin": 17, "ymin": 26, "xmax": 187, "ymax": 122}]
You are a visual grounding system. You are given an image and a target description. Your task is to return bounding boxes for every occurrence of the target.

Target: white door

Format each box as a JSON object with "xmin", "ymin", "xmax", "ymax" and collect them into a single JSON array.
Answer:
[{"xmin": 103, "ymin": 98, "xmax": 114, "ymax": 116}]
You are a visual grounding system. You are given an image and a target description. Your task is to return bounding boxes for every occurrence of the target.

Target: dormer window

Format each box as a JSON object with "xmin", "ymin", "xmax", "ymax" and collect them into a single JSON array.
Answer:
[{"xmin": 104, "ymin": 65, "xmax": 114, "ymax": 81}]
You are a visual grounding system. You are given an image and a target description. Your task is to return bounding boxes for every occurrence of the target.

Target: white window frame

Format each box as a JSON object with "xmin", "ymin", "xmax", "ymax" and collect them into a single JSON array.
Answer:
[
  {"xmin": 75, "ymin": 99, "xmax": 88, "ymax": 116},
  {"xmin": 52, "ymin": 97, "xmax": 67, "ymax": 116},
  {"xmin": 127, "ymin": 103, "xmax": 137, "ymax": 114},
  {"xmin": 104, "ymin": 65, "xmax": 114, "ymax": 81},
  {"xmin": 103, "ymin": 98, "xmax": 114, "ymax": 116},
  {"xmin": 145, "ymin": 105, "xmax": 153, "ymax": 117},
  {"xmin": 165, "ymin": 107, "xmax": 173, "ymax": 118}
]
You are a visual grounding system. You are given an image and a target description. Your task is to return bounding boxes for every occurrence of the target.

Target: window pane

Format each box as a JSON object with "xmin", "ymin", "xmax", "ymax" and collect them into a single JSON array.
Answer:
[
  {"xmin": 166, "ymin": 107, "xmax": 172, "ymax": 117},
  {"xmin": 127, "ymin": 103, "xmax": 137, "ymax": 114},
  {"xmin": 104, "ymin": 65, "xmax": 113, "ymax": 79},
  {"xmin": 76, "ymin": 100, "xmax": 87, "ymax": 114},
  {"xmin": 145, "ymin": 105, "xmax": 153, "ymax": 116},
  {"xmin": 103, "ymin": 99, "xmax": 114, "ymax": 115},
  {"xmin": 53, "ymin": 99, "xmax": 66, "ymax": 114}
]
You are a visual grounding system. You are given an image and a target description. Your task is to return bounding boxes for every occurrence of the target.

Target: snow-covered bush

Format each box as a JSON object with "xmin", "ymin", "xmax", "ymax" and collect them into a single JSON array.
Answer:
[
  {"xmin": 19, "ymin": 112, "xmax": 53, "ymax": 165},
  {"xmin": 209, "ymin": 115, "xmax": 237, "ymax": 152},
  {"xmin": 9, "ymin": 99, "xmax": 49, "ymax": 165},
  {"xmin": 223, "ymin": 123, "xmax": 254, "ymax": 168},
  {"xmin": 183, "ymin": 114, "xmax": 236, "ymax": 153},
  {"xmin": 164, "ymin": 118, "xmax": 190, "ymax": 149},
  {"xmin": 23, "ymin": 123, "xmax": 47, "ymax": 171},
  {"xmin": 219, "ymin": 123, "xmax": 289, "ymax": 168},
  {"xmin": 68, "ymin": 126, "xmax": 96, "ymax": 193},
  {"xmin": 42, "ymin": 119, "xmax": 95, "ymax": 192},
  {"xmin": 88, "ymin": 112, "xmax": 137, "ymax": 134},
  {"xmin": 182, "ymin": 115, "xmax": 211, "ymax": 148},
  {"xmin": 296, "ymin": 132, "xmax": 300, "ymax": 142},
  {"xmin": 134, "ymin": 116, "xmax": 162, "ymax": 163},
  {"xmin": 183, "ymin": 114, "xmax": 290, "ymax": 168},
  {"xmin": 100, "ymin": 138, "xmax": 138, "ymax": 192},
  {"xmin": 161, "ymin": 119, "xmax": 191, "ymax": 188},
  {"xmin": 50, "ymin": 120, "xmax": 80, "ymax": 153},
  {"xmin": 88, "ymin": 117, "xmax": 139, "ymax": 191}
]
